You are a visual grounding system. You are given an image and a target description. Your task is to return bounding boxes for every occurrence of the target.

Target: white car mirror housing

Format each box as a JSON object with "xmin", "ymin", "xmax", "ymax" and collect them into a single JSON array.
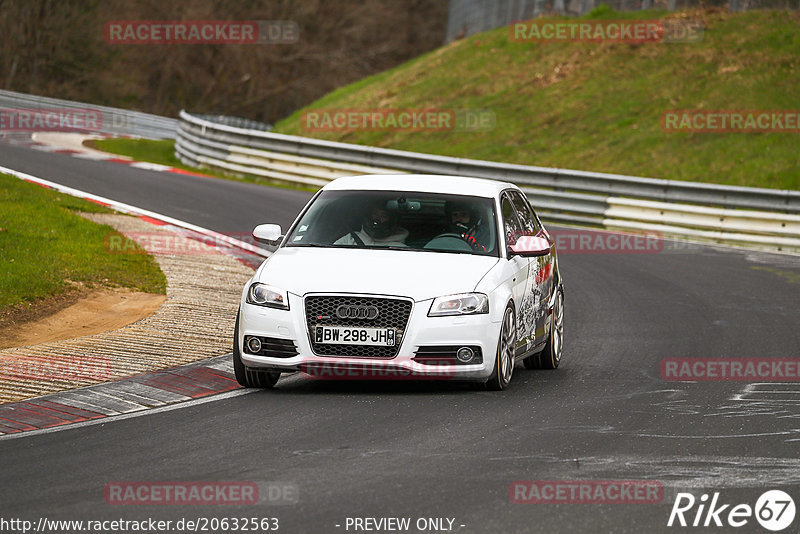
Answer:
[{"xmin": 253, "ymin": 224, "xmax": 283, "ymax": 246}]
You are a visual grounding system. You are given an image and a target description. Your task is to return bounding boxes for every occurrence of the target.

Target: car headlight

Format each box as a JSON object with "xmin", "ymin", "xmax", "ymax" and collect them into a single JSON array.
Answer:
[
  {"xmin": 247, "ymin": 283, "xmax": 289, "ymax": 310},
  {"xmin": 428, "ymin": 293, "xmax": 489, "ymax": 317}
]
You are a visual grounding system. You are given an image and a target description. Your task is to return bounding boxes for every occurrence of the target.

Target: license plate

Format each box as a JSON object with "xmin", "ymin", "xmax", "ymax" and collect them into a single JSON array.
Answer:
[{"xmin": 315, "ymin": 326, "xmax": 395, "ymax": 346}]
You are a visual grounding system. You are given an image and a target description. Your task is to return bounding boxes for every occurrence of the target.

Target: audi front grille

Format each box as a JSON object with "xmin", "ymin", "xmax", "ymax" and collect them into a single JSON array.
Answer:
[{"xmin": 304, "ymin": 295, "xmax": 413, "ymax": 358}]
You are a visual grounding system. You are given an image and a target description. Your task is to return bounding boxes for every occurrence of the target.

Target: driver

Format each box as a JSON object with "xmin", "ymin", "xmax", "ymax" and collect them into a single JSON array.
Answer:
[
  {"xmin": 334, "ymin": 205, "xmax": 409, "ymax": 247},
  {"xmin": 445, "ymin": 199, "xmax": 488, "ymax": 252}
]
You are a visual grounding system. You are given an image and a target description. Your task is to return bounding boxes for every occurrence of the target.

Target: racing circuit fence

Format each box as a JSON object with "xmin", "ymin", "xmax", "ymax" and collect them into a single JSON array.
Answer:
[
  {"xmin": 176, "ymin": 110, "xmax": 800, "ymax": 253},
  {"xmin": 0, "ymin": 89, "xmax": 176, "ymax": 139}
]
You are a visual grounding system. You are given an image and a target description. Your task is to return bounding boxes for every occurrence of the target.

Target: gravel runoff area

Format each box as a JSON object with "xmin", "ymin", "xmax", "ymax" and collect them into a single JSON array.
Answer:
[{"xmin": 0, "ymin": 213, "xmax": 255, "ymax": 403}]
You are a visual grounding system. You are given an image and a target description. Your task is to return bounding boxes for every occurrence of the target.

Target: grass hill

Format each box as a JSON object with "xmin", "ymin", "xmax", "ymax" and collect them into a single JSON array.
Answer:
[{"xmin": 274, "ymin": 8, "xmax": 800, "ymax": 190}]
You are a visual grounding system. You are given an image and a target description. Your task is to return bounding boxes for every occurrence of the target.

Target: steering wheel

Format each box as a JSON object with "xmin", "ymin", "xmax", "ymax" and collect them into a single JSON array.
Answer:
[{"xmin": 424, "ymin": 233, "xmax": 473, "ymax": 252}]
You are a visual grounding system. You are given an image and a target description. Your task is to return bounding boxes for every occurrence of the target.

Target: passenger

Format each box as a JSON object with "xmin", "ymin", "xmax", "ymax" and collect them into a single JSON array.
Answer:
[{"xmin": 334, "ymin": 205, "xmax": 409, "ymax": 247}]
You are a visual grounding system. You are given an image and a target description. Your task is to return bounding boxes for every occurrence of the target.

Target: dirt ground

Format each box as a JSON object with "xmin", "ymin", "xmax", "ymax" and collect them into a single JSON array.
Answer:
[{"xmin": 0, "ymin": 288, "xmax": 165, "ymax": 349}]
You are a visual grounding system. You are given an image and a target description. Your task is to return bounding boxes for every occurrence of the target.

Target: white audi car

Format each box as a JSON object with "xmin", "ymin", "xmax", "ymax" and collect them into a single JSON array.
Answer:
[{"xmin": 234, "ymin": 174, "xmax": 564, "ymax": 390}]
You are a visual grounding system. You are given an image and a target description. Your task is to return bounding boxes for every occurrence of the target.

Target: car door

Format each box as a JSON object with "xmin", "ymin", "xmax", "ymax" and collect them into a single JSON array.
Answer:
[
  {"xmin": 500, "ymin": 193, "xmax": 533, "ymax": 353},
  {"xmin": 507, "ymin": 190, "xmax": 554, "ymax": 350}
]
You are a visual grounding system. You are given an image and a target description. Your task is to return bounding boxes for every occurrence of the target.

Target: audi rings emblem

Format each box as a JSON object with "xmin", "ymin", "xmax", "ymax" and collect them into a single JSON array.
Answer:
[{"xmin": 336, "ymin": 305, "xmax": 379, "ymax": 320}]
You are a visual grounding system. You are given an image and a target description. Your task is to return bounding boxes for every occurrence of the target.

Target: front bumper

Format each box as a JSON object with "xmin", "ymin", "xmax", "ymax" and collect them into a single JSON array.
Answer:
[{"xmin": 238, "ymin": 292, "xmax": 502, "ymax": 380}]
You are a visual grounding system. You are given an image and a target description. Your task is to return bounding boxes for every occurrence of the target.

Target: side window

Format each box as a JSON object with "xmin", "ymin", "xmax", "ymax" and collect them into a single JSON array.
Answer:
[
  {"xmin": 508, "ymin": 190, "xmax": 540, "ymax": 235},
  {"xmin": 501, "ymin": 195, "xmax": 523, "ymax": 247}
]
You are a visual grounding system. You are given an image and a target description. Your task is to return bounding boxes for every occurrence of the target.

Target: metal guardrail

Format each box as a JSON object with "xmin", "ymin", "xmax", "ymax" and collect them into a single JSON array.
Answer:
[
  {"xmin": 190, "ymin": 113, "xmax": 272, "ymax": 132},
  {"xmin": 176, "ymin": 110, "xmax": 800, "ymax": 252},
  {"xmin": 0, "ymin": 89, "xmax": 177, "ymax": 139}
]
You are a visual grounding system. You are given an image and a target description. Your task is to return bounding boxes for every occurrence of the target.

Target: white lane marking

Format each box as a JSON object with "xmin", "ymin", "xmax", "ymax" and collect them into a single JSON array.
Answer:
[
  {"xmin": 0, "ymin": 389, "xmax": 255, "ymax": 441},
  {"xmin": 28, "ymin": 144, "xmax": 59, "ymax": 152},
  {"xmin": 89, "ymin": 384, "xmax": 169, "ymax": 407},
  {"xmin": 71, "ymin": 152, "xmax": 115, "ymax": 160},
  {"xmin": 42, "ymin": 391, "xmax": 122, "ymax": 416},
  {"xmin": 75, "ymin": 388, "xmax": 161, "ymax": 413},
  {"xmin": 129, "ymin": 161, "xmax": 173, "ymax": 171},
  {"xmin": 205, "ymin": 360, "xmax": 235, "ymax": 373},
  {"xmin": 0, "ymin": 165, "xmax": 270, "ymax": 258},
  {"xmin": 30, "ymin": 132, "xmax": 112, "ymax": 156},
  {"xmin": 95, "ymin": 380, "xmax": 191, "ymax": 404}
]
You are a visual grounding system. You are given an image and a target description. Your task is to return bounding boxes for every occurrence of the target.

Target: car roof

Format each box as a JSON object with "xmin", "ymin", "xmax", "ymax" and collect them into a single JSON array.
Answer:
[{"xmin": 322, "ymin": 174, "xmax": 518, "ymax": 198}]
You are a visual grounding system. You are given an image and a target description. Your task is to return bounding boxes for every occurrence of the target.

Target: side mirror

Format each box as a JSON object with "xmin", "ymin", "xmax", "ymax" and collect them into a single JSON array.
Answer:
[
  {"xmin": 509, "ymin": 235, "xmax": 551, "ymax": 257},
  {"xmin": 253, "ymin": 224, "xmax": 283, "ymax": 246}
]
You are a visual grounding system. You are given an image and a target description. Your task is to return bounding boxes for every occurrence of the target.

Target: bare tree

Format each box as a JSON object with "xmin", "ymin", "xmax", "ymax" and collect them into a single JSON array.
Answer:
[{"xmin": 0, "ymin": 0, "xmax": 448, "ymax": 123}]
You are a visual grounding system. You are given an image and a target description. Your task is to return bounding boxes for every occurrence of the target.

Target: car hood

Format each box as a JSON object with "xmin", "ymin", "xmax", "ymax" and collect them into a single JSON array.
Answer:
[{"xmin": 254, "ymin": 247, "xmax": 500, "ymax": 302}]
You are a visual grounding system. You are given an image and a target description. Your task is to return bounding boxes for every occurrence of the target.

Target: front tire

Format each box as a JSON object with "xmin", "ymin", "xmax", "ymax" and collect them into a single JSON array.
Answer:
[
  {"xmin": 233, "ymin": 310, "xmax": 281, "ymax": 388},
  {"xmin": 524, "ymin": 288, "xmax": 563, "ymax": 370},
  {"xmin": 486, "ymin": 305, "xmax": 516, "ymax": 391}
]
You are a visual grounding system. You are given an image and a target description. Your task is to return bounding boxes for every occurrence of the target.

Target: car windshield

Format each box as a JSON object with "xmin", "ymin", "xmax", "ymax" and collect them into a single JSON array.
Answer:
[{"xmin": 285, "ymin": 190, "xmax": 498, "ymax": 257}]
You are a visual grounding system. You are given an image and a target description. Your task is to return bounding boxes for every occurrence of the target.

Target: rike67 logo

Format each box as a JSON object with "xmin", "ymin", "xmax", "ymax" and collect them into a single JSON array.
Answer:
[{"xmin": 668, "ymin": 490, "xmax": 795, "ymax": 531}]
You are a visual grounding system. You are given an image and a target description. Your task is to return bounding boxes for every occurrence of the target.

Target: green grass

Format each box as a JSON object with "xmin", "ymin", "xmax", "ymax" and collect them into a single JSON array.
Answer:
[
  {"xmin": 271, "ymin": 8, "xmax": 800, "ymax": 191},
  {"xmin": 89, "ymin": 138, "xmax": 317, "ymax": 192},
  {"xmin": 0, "ymin": 173, "xmax": 166, "ymax": 311},
  {"xmin": 91, "ymin": 138, "xmax": 180, "ymax": 167}
]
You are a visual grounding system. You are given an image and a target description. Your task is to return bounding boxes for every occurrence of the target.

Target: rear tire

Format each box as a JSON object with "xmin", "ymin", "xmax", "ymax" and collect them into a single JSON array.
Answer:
[
  {"xmin": 233, "ymin": 310, "xmax": 281, "ymax": 388},
  {"xmin": 524, "ymin": 288, "xmax": 563, "ymax": 370},
  {"xmin": 486, "ymin": 305, "xmax": 516, "ymax": 391}
]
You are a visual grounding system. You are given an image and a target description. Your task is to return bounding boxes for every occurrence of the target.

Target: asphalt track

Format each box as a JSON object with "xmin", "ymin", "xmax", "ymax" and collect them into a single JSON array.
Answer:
[{"xmin": 1, "ymin": 141, "xmax": 799, "ymax": 533}]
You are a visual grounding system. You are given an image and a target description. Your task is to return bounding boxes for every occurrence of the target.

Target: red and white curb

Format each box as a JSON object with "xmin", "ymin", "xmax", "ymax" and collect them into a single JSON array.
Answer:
[
  {"xmin": 5, "ymin": 131, "xmax": 211, "ymax": 178},
  {"xmin": 0, "ymin": 356, "xmax": 244, "ymax": 438},
  {"xmin": 0, "ymin": 165, "xmax": 273, "ymax": 435}
]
